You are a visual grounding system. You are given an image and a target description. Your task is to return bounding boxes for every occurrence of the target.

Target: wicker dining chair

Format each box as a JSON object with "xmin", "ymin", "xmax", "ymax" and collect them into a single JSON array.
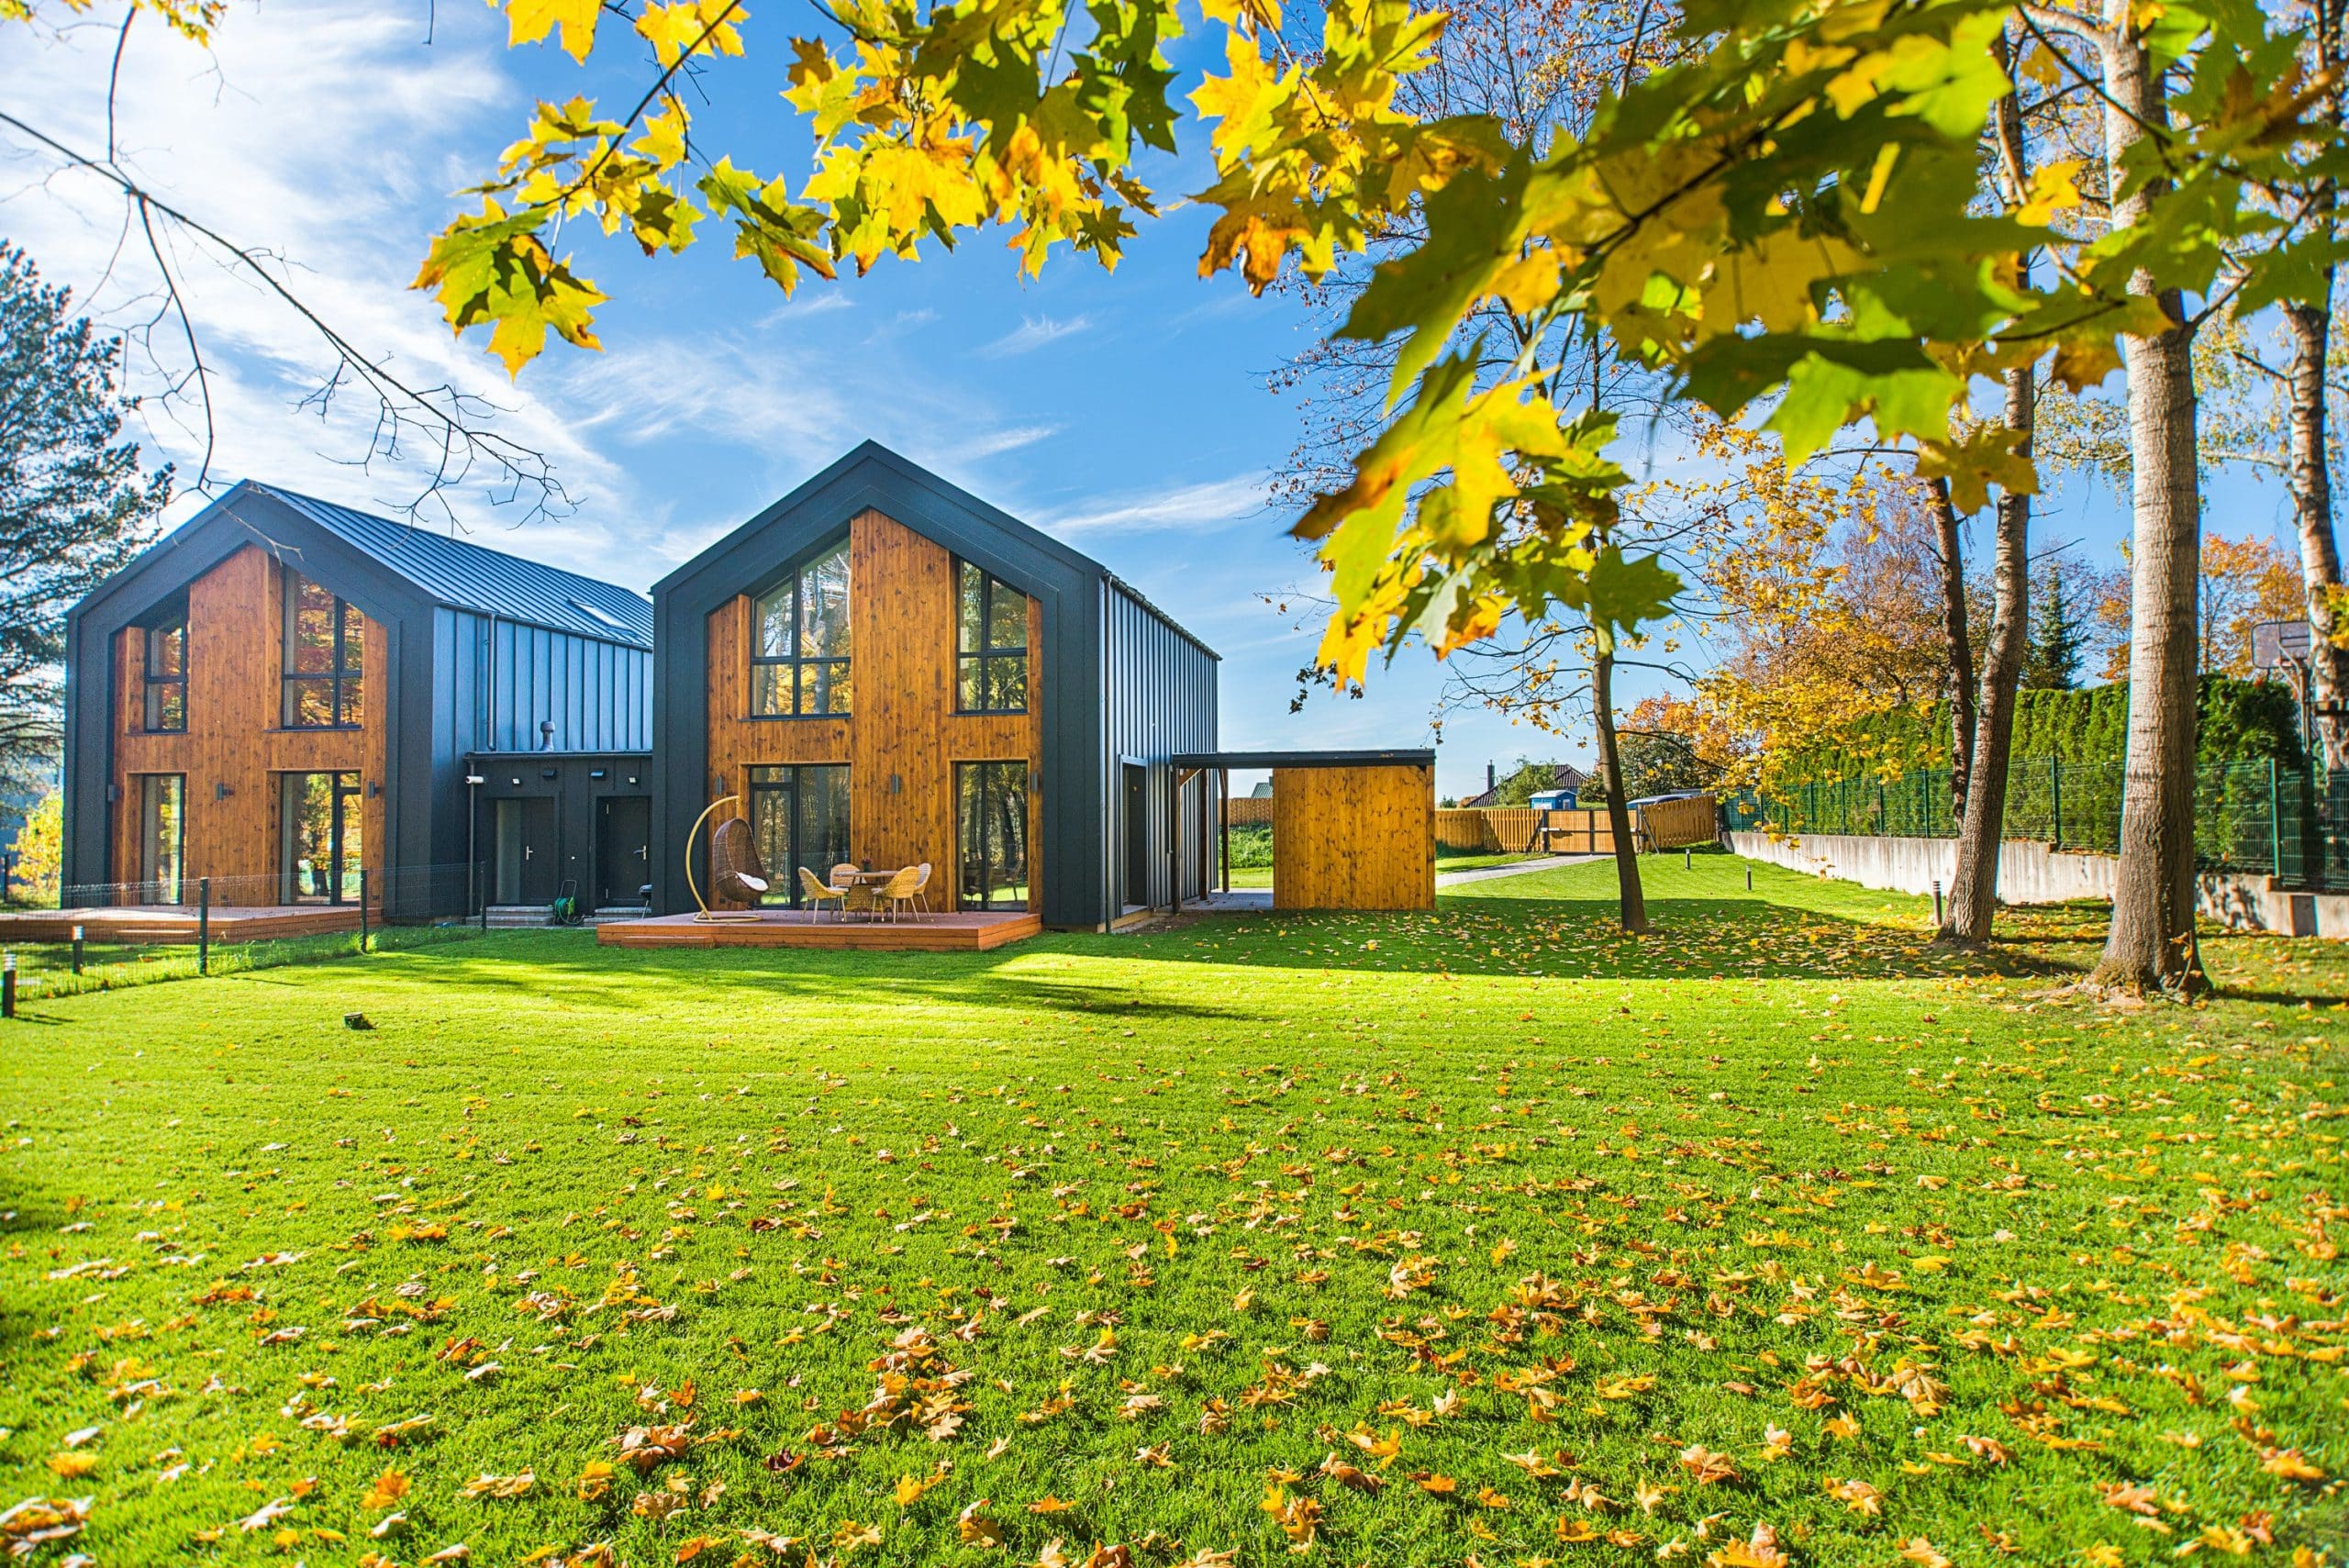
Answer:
[
  {"xmin": 839, "ymin": 880, "xmax": 884, "ymax": 922},
  {"xmin": 830, "ymin": 862, "xmax": 859, "ymax": 888},
  {"xmin": 912, "ymin": 862, "xmax": 934, "ymax": 913},
  {"xmin": 877, "ymin": 864, "xmax": 924, "ymax": 922},
  {"xmin": 708, "ymin": 817, "xmax": 770, "ymax": 908},
  {"xmin": 796, "ymin": 866, "xmax": 847, "ymax": 921}
]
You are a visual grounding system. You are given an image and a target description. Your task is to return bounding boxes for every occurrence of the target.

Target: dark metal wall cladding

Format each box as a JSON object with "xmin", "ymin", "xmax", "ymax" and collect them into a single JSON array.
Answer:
[
  {"xmin": 1100, "ymin": 580, "xmax": 1218, "ymax": 912},
  {"xmin": 437, "ymin": 609, "xmax": 653, "ymax": 755}
]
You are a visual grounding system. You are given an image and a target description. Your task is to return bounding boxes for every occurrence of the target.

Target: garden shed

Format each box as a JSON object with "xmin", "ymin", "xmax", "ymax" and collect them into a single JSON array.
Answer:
[{"xmin": 1171, "ymin": 750, "xmax": 1435, "ymax": 911}]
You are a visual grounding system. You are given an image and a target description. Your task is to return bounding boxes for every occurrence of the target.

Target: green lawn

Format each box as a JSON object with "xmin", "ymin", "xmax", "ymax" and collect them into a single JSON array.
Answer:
[{"xmin": 4, "ymin": 856, "xmax": 2346, "ymax": 1567}]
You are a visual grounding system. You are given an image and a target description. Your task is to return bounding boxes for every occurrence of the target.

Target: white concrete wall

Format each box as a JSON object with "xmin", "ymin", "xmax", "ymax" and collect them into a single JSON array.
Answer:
[{"xmin": 1725, "ymin": 830, "xmax": 2348, "ymax": 938}]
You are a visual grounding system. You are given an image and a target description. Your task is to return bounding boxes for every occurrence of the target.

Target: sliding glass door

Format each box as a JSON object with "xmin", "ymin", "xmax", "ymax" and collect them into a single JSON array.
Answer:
[
  {"xmin": 280, "ymin": 772, "xmax": 363, "ymax": 904},
  {"xmin": 136, "ymin": 774, "xmax": 185, "ymax": 904},
  {"xmin": 747, "ymin": 765, "xmax": 851, "ymax": 906},
  {"xmin": 956, "ymin": 762, "xmax": 1030, "ymax": 910}
]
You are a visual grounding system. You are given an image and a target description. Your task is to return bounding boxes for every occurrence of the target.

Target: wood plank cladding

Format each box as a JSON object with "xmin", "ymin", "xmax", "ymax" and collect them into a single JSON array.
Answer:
[
  {"xmin": 1270, "ymin": 764, "xmax": 1435, "ymax": 910},
  {"xmin": 704, "ymin": 509, "xmax": 1043, "ymax": 906},
  {"xmin": 108, "ymin": 544, "xmax": 387, "ymax": 906}
]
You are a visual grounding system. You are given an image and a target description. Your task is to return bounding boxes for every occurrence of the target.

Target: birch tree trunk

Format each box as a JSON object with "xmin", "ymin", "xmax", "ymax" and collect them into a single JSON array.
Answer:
[
  {"xmin": 2083, "ymin": 7, "xmax": 2200, "ymax": 988},
  {"xmin": 1591, "ymin": 638, "xmax": 1648, "ymax": 934},
  {"xmin": 1943, "ymin": 363, "xmax": 2034, "ymax": 947},
  {"xmin": 1928, "ymin": 478, "xmax": 1976, "ymax": 826},
  {"xmin": 2284, "ymin": 0, "xmax": 2349, "ymax": 775},
  {"xmin": 2285, "ymin": 298, "xmax": 2349, "ymax": 774}
]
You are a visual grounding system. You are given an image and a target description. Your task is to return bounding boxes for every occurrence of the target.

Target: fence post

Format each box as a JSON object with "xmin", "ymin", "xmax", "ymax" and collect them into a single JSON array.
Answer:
[
  {"xmin": 2269, "ymin": 758, "xmax": 2284, "ymax": 878},
  {"xmin": 197, "ymin": 877, "xmax": 210, "ymax": 976},
  {"xmin": 2050, "ymin": 757, "xmax": 2063, "ymax": 850},
  {"xmin": 3, "ymin": 953, "xmax": 14, "ymax": 1019},
  {"xmin": 360, "ymin": 869, "xmax": 371, "ymax": 953}
]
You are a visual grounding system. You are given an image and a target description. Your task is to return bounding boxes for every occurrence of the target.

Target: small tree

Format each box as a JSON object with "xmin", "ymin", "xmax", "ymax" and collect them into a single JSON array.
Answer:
[
  {"xmin": 2023, "ymin": 568, "xmax": 2084, "ymax": 692},
  {"xmin": 0, "ymin": 242, "xmax": 172, "ymax": 794},
  {"xmin": 10, "ymin": 788, "xmax": 60, "ymax": 906}
]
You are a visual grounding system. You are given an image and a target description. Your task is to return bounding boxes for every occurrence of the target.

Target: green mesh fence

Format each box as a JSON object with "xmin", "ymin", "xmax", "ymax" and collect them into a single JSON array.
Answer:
[{"xmin": 1724, "ymin": 757, "xmax": 2319, "ymax": 878}]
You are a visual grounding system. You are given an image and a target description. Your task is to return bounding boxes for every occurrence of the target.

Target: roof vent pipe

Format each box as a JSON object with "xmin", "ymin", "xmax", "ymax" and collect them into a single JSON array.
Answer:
[{"xmin": 540, "ymin": 719, "xmax": 556, "ymax": 751}]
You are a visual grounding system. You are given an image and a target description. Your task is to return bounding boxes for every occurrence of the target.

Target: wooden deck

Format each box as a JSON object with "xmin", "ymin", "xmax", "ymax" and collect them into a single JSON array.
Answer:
[
  {"xmin": 0, "ymin": 903, "xmax": 364, "ymax": 944},
  {"xmin": 596, "ymin": 909, "xmax": 1041, "ymax": 951}
]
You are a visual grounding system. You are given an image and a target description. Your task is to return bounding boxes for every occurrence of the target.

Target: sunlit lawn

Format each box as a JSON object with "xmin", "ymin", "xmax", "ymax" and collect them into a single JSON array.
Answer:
[{"xmin": 3, "ymin": 854, "xmax": 2346, "ymax": 1567}]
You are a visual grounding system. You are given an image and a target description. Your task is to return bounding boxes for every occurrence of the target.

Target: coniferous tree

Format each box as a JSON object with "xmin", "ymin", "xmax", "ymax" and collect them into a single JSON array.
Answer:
[
  {"xmin": 2022, "ymin": 568, "xmax": 2084, "ymax": 692},
  {"xmin": 0, "ymin": 242, "xmax": 173, "ymax": 800}
]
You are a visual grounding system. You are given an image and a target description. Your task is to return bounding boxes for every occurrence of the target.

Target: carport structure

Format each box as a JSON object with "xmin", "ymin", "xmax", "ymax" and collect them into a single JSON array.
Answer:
[{"xmin": 1168, "ymin": 750, "xmax": 1436, "ymax": 912}]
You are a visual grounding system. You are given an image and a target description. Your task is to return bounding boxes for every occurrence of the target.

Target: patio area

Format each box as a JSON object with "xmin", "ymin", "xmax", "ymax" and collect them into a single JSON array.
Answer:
[
  {"xmin": 0, "ymin": 903, "xmax": 364, "ymax": 944},
  {"xmin": 595, "ymin": 907, "xmax": 1041, "ymax": 951}
]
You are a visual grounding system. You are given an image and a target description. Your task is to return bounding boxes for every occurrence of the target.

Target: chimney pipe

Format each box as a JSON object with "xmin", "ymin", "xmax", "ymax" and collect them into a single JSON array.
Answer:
[{"xmin": 1486, "ymin": 762, "xmax": 1496, "ymax": 793}]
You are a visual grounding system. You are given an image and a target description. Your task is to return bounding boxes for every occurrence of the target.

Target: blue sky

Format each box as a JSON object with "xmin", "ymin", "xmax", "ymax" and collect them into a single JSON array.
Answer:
[{"xmin": 1, "ymin": 1, "xmax": 2298, "ymax": 799}]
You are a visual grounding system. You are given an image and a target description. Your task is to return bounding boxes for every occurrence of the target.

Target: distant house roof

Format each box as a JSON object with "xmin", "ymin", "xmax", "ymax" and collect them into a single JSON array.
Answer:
[
  {"xmin": 1460, "ymin": 762, "xmax": 1587, "ymax": 808},
  {"xmin": 251, "ymin": 484, "xmax": 652, "ymax": 649}
]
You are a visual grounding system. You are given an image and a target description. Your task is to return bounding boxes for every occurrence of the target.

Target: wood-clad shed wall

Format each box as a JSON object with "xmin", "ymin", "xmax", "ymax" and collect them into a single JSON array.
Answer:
[
  {"xmin": 703, "ymin": 508, "xmax": 1042, "ymax": 903},
  {"xmin": 107, "ymin": 544, "xmax": 388, "ymax": 906},
  {"xmin": 1269, "ymin": 763, "xmax": 1435, "ymax": 910}
]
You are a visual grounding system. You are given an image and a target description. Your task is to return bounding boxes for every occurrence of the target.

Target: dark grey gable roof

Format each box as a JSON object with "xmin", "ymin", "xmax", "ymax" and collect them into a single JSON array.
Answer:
[
  {"xmin": 659, "ymin": 440, "xmax": 1215, "ymax": 659},
  {"xmin": 252, "ymin": 484, "xmax": 652, "ymax": 648}
]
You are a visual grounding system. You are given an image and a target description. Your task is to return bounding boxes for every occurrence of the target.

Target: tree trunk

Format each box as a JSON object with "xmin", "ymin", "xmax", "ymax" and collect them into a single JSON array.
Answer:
[
  {"xmin": 2285, "ymin": 301, "xmax": 2349, "ymax": 773},
  {"xmin": 1942, "ymin": 367, "xmax": 2033, "ymax": 947},
  {"xmin": 1928, "ymin": 478, "xmax": 1976, "ymax": 826},
  {"xmin": 2090, "ymin": 5, "xmax": 2205, "ymax": 995},
  {"xmin": 1591, "ymin": 639, "xmax": 1648, "ymax": 934}
]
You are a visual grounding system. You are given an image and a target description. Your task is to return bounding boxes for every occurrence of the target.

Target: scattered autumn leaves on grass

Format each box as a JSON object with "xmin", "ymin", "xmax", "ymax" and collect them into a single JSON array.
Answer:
[{"xmin": 3, "ymin": 860, "xmax": 2346, "ymax": 1567}]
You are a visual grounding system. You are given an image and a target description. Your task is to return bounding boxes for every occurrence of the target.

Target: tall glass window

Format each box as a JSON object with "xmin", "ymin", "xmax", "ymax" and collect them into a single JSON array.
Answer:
[
  {"xmin": 137, "ymin": 774, "xmax": 184, "ymax": 903},
  {"xmin": 956, "ymin": 761, "xmax": 1029, "ymax": 910},
  {"xmin": 747, "ymin": 764, "xmax": 852, "ymax": 905},
  {"xmin": 751, "ymin": 541, "xmax": 851, "ymax": 717},
  {"xmin": 280, "ymin": 771, "xmax": 363, "ymax": 903},
  {"xmin": 956, "ymin": 562, "xmax": 1028, "ymax": 713},
  {"xmin": 282, "ymin": 570, "xmax": 365, "ymax": 728},
  {"xmin": 142, "ymin": 617, "xmax": 187, "ymax": 732}
]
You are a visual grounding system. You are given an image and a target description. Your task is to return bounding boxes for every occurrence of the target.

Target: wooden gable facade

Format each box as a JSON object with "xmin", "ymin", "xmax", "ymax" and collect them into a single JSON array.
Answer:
[
  {"xmin": 654, "ymin": 443, "xmax": 1219, "ymax": 929},
  {"xmin": 62, "ymin": 483, "xmax": 653, "ymax": 918},
  {"xmin": 702, "ymin": 508, "xmax": 1045, "ymax": 909}
]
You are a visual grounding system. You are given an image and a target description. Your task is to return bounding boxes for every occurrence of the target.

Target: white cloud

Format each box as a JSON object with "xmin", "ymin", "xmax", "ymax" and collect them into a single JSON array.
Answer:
[
  {"xmin": 978, "ymin": 313, "xmax": 1092, "ymax": 357},
  {"xmin": 0, "ymin": 1, "xmax": 632, "ymax": 551},
  {"xmin": 1038, "ymin": 473, "xmax": 1268, "ymax": 536}
]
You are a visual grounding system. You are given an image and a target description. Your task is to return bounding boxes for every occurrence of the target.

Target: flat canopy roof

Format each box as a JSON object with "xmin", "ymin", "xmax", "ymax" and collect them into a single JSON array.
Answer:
[{"xmin": 1172, "ymin": 750, "xmax": 1436, "ymax": 770}]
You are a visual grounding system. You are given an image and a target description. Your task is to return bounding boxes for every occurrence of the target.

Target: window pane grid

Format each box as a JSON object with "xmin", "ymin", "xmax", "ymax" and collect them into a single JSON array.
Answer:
[
  {"xmin": 751, "ymin": 542, "xmax": 852, "ymax": 716},
  {"xmin": 281, "ymin": 570, "xmax": 365, "ymax": 729},
  {"xmin": 956, "ymin": 761, "xmax": 1029, "ymax": 910},
  {"xmin": 143, "ymin": 620, "xmax": 187, "ymax": 733},
  {"xmin": 954, "ymin": 562, "xmax": 1028, "ymax": 714}
]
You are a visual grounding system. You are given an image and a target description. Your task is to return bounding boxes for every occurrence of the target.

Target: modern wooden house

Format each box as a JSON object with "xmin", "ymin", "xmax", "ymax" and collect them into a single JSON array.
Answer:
[
  {"xmin": 61, "ymin": 482, "xmax": 653, "ymax": 921},
  {"xmin": 646, "ymin": 442, "xmax": 1220, "ymax": 932}
]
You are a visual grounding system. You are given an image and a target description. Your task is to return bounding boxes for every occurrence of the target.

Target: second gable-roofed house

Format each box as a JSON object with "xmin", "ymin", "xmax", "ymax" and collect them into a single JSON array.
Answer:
[
  {"xmin": 61, "ymin": 483, "xmax": 653, "ymax": 920},
  {"xmin": 651, "ymin": 443, "xmax": 1219, "ymax": 929}
]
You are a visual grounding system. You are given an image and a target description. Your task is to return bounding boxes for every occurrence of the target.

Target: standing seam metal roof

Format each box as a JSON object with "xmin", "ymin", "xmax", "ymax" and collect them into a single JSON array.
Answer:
[{"xmin": 253, "ymin": 484, "xmax": 652, "ymax": 648}]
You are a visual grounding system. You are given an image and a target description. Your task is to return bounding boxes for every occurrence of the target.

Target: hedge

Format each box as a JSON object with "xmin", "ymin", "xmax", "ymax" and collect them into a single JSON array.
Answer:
[{"xmin": 1784, "ymin": 676, "xmax": 2304, "ymax": 784}]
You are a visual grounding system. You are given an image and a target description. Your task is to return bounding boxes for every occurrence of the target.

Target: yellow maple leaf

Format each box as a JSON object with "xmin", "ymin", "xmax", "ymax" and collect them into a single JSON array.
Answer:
[
  {"xmin": 361, "ymin": 1469, "xmax": 410, "ymax": 1510},
  {"xmin": 503, "ymin": 0, "xmax": 601, "ymax": 62}
]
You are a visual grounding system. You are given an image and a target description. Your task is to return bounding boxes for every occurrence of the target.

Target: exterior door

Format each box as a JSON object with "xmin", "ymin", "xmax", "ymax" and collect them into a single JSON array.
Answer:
[
  {"xmin": 492, "ymin": 797, "xmax": 559, "ymax": 904},
  {"xmin": 281, "ymin": 772, "xmax": 362, "ymax": 904},
  {"xmin": 596, "ymin": 795, "xmax": 651, "ymax": 908},
  {"xmin": 1123, "ymin": 762, "xmax": 1148, "ymax": 907}
]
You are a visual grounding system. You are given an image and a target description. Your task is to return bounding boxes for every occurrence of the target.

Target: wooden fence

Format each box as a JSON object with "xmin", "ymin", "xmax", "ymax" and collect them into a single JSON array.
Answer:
[
  {"xmin": 1641, "ymin": 794, "xmax": 1720, "ymax": 850},
  {"xmin": 1223, "ymin": 795, "xmax": 1275, "ymax": 827},
  {"xmin": 1433, "ymin": 796, "xmax": 1720, "ymax": 855}
]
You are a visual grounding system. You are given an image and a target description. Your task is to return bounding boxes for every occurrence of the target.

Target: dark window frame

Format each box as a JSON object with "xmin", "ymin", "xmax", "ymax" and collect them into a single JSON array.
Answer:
[
  {"xmin": 955, "ymin": 759, "xmax": 1030, "ymax": 911},
  {"xmin": 954, "ymin": 560, "xmax": 1029, "ymax": 715},
  {"xmin": 746, "ymin": 762, "xmax": 852, "ymax": 906},
  {"xmin": 750, "ymin": 539, "xmax": 852, "ymax": 718},
  {"xmin": 136, "ymin": 773, "xmax": 186, "ymax": 904},
  {"xmin": 280, "ymin": 568, "xmax": 366, "ymax": 730},
  {"xmin": 142, "ymin": 617, "xmax": 188, "ymax": 733}
]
